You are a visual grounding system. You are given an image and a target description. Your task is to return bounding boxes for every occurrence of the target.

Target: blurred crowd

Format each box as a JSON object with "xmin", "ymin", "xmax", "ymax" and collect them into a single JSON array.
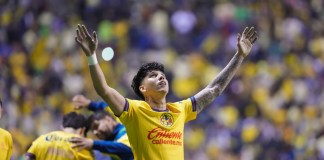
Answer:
[{"xmin": 1, "ymin": 0, "xmax": 324, "ymax": 159}]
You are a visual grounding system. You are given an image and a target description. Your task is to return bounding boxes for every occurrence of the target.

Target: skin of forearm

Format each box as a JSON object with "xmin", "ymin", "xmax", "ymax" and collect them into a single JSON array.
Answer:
[
  {"xmin": 88, "ymin": 64, "xmax": 125, "ymax": 115},
  {"xmin": 89, "ymin": 64, "xmax": 110, "ymax": 97},
  {"xmin": 195, "ymin": 52, "xmax": 244, "ymax": 113}
]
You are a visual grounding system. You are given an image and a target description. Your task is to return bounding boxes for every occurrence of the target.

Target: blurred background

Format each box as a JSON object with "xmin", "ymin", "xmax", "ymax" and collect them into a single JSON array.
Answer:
[{"xmin": 1, "ymin": 0, "xmax": 324, "ymax": 159}]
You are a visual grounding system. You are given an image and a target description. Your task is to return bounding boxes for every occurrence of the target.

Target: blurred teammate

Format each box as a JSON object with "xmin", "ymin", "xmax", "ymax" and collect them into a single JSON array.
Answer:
[
  {"xmin": 75, "ymin": 24, "xmax": 257, "ymax": 159},
  {"xmin": 72, "ymin": 95, "xmax": 117, "ymax": 121},
  {"xmin": 25, "ymin": 112, "xmax": 94, "ymax": 160},
  {"xmin": 70, "ymin": 110, "xmax": 133, "ymax": 160},
  {"xmin": 0, "ymin": 98, "xmax": 13, "ymax": 160}
]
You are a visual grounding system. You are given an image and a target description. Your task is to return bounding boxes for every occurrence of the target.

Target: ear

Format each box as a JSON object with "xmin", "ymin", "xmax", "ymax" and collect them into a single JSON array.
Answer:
[{"xmin": 139, "ymin": 85, "xmax": 146, "ymax": 93}]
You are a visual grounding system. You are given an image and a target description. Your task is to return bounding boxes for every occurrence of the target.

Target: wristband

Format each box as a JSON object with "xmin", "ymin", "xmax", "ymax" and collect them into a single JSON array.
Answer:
[{"xmin": 87, "ymin": 54, "xmax": 98, "ymax": 65}]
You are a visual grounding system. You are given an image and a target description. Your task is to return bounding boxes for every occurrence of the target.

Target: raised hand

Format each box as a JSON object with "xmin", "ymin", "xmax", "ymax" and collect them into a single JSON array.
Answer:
[
  {"xmin": 237, "ymin": 27, "xmax": 258, "ymax": 57},
  {"xmin": 75, "ymin": 24, "xmax": 98, "ymax": 56},
  {"xmin": 72, "ymin": 95, "xmax": 91, "ymax": 110}
]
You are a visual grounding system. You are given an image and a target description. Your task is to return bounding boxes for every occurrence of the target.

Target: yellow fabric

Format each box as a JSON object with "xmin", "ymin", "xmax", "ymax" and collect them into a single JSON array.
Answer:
[
  {"xmin": 119, "ymin": 98, "xmax": 197, "ymax": 160},
  {"xmin": 104, "ymin": 107, "xmax": 122, "ymax": 123},
  {"xmin": 27, "ymin": 131, "xmax": 94, "ymax": 160},
  {"xmin": 0, "ymin": 128, "xmax": 13, "ymax": 160},
  {"xmin": 116, "ymin": 134, "xmax": 131, "ymax": 147}
]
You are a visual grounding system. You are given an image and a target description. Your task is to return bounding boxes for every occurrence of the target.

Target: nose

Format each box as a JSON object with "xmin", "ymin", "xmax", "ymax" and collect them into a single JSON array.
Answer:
[{"xmin": 158, "ymin": 74, "xmax": 165, "ymax": 80}]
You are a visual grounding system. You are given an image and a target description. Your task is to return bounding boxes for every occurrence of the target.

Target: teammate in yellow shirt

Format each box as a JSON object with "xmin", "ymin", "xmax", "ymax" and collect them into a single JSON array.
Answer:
[
  {"xmin": 72, "ymin": 95, "xmax": 133, "ymax": 159},
  {"xmin": 75, "ymin": 24, "xmax": 257, "ymax": 159},
  {"xmin": 0, "ymin": 98, "xmax": 13, "ymax": 160},
  {"xmin": 25, "ymin": 112, "xmax": 94, "ymax": 160}
]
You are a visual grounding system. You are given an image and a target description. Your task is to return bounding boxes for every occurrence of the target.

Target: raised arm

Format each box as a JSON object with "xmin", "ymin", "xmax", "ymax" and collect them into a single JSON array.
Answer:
[
  {"xmin": 194, "ymin": 27, "xmax": 258, "ymax": 113},
  {"xmin": 72, "ymin": 94, "xmax": 108, "ymax": 111},
  {"xmin": 75, "ymin": 24, "xmax": 125, "ymax": 116}
]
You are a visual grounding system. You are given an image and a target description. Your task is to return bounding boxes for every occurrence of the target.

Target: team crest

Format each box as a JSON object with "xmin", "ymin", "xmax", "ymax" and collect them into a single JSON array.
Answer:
[{"xmin": 160, "ymin": 113, "xmax": 174, "ymax": 127}]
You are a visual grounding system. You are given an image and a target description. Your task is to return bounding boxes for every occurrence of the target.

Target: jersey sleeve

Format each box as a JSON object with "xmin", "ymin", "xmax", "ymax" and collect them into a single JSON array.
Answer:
[
  {"xmin": 88, "ymin": 101, "xmax": 108, "ymax": 111},
  {"xmin": 118, "ymin": 99, "xmax": 137, "ymax": 125},
  {"xmin": 179, "ymin": 97, "xmax": 197, "ymax": 123},
  {"xmin": 26, "ymin": 136, "xmax": 42, "ymax": 159}
]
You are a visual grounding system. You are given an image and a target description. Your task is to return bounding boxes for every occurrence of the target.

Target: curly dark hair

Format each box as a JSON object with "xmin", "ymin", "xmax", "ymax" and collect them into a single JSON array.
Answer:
[
  {"xmin": 62, "ymin": 112, "xmax": 87, "ymax": 129},
  {"xmin": 131, "ymin": 62, "xmax": 165, "ymax": 100}
]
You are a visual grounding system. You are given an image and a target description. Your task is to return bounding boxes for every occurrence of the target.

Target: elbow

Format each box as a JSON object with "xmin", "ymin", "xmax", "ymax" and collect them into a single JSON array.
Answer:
[{"xmin": 94, "ymin": 85, "xmax": 110, "ymax": 98}]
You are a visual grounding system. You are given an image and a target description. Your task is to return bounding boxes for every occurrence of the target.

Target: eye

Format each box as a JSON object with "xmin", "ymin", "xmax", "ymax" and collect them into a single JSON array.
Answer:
[{"xmin": 149, "ymin": 73, "xmax": 157, "ymax": 77}]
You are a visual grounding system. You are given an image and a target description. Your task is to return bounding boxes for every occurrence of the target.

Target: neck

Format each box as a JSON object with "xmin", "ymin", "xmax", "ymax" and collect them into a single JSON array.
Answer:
[
  {"xmin": 63, "ymin": 127, "xmax": 80, "ymax": 135},
  {"xmin": 145, "ymin": 96, "xmax": 167, "ymax": 111}
]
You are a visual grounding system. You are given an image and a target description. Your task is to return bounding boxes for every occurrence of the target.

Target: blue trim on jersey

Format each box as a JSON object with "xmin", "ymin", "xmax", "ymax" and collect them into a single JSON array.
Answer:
[
  {"xmin": 123, "ymin": 99, "xmax": 129, "ymax": 111},
  {"xmin": 25, "ymin": 153, "xmax": 36, "ymax": 159},
  {"xmin": 93, "ymin": 123, "xmax": 133, "ymax": 160},
  {"xmin": 190, "ymin": 97, "xmax": 197, "ymax": 112},
  {"xmin": 88, "ymin": 101, "xmax": 108, "ymax": 111}
]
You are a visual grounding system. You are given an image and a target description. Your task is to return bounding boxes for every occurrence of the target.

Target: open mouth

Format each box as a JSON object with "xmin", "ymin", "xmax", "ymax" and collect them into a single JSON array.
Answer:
[{"xmin": 158, "ymin": 81, "xmax": 166, "ymax": 86}]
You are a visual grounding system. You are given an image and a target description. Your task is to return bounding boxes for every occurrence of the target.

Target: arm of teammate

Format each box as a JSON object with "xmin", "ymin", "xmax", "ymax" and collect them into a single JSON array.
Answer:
[
  {"xmin": 71, "ymin": 137, "xmax": 133, "ymax": 159},
  {"xmin": 72, "ymin": 95, "xmax": 108, "ymax": 111},
  {"xmin": 193, "ymin": 27, "xmax": 258, "ymax": 113},
  {"xmin": 75, "ymin": 24, "xmax": 125, "ymax": 116}
]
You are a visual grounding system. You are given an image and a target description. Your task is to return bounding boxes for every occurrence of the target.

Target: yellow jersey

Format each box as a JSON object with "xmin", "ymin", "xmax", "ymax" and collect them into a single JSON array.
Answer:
[
  {"xmin": 0, "ymin": 128, "xmax": 12, "ymax": 160},
  {"xmin": 119, "ymin": 97, "xmax": 197, "ymax": 160},
  {"xmin": 26, "ymin": 131, "xmax": 94, "ymax": 160}
]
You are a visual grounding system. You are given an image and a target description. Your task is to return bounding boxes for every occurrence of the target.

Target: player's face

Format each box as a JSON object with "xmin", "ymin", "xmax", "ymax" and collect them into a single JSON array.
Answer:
[
  {"xmin": 140, "ymin": 70, "xmax": 169, "ymax": 97},
  {"xmin": 91, "ymin": 116, "xmax": 114, "ymax": 140}
]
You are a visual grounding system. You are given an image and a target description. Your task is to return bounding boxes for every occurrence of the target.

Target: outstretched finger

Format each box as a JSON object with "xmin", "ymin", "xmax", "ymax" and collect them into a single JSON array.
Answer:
[
  {"xmin": 72, "ymin": 143, "xmax": 83, "ymax": 149},
  {"xmin": 76, "ymin": 29, "xmax": 83, "ymax": 40},
  {"xmin": 249, "ymin": 31, "xmax": 257, "ymax": 41},
  {"xmin": 242, "ymin": 27, "xmax": 249, "ymax": 38},
  {"xmin": 251, "ymin": 36, "xmax": 258, "ymax": 44},
  {"xmin": 81, "ymin": 25, "xmax": 92, "ymax": 40},
  {"xmin": 93, "ymin": 31, "xmax": 98, "ymax": 43},
  {"xmin": 246, "ymin": 27, "xmax": 255, "ymax": 38},
  {"xmin": 77, "ymin": 24, "xmax": 86, "ymax": 39},
  {"xmin": 237, "ymin": 33, "xmax": 241, "ymax": 41}
]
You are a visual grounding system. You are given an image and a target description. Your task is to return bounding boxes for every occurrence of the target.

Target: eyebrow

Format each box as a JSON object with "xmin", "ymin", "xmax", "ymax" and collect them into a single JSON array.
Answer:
[{"xmin": 149, "ymin": 70, "xmax": 165, "ymax": 76}]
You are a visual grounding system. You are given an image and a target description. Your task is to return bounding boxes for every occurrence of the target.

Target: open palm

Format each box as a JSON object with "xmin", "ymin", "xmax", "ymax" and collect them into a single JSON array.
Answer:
[
  {"xmin": 75, "ymin": 24, "xmax": 98, "ymax": 56},
  {"xmin": 237, "ymin": 27, "xmax": 257, "ymax": 57}
]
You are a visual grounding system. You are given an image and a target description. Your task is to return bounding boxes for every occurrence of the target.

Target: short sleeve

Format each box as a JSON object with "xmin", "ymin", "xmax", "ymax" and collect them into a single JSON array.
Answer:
[
  {"xmin": 180, "ymin": 97, "xmax": 197, "ymax": 123},
  {"xmin": 26, "ymin": 137, "xmax": 41, "ymax": 158},
  {"xmin": 118, "ymin": 99, "xmax": 136, "ymax": 125}
]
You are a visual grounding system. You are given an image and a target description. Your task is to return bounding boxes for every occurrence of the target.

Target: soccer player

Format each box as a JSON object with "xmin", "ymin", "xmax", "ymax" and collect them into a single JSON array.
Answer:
[
  {"xmin": 70, "ymin": 110, "xmax": 133, "ymax": 160},
  {"xmin": 0, "ymin": 98, "xmax": 13, "ymax": 160},
  {"xmin": 75, "ymin": 24, "xmax": 257, "ymax": 159},
  {"xmin": 25, "ymin": 112, "xmax": 94, "ymax": 160}
]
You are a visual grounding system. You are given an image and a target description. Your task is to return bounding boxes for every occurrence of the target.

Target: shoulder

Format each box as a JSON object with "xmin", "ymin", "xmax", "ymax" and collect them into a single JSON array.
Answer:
[
  {"xmin": 126, "ymin": 98, "xmax": 146, "ymax": 105},
  {"xmin": 125, "ymin": 98, "xmax": 149, "ymax": 110},
  {"xmin": 168, "ymin": 98, "xmax": 192, "ymax": 106},
  {"xmin": 0, "ymin": 128, "xmax": 12, "ymax": 139}
]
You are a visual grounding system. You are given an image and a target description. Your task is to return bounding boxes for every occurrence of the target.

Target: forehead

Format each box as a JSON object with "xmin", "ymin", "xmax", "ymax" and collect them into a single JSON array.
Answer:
[{"xmin": 146, "ymin": 70, "xmax": 164, "ymax": 75}]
